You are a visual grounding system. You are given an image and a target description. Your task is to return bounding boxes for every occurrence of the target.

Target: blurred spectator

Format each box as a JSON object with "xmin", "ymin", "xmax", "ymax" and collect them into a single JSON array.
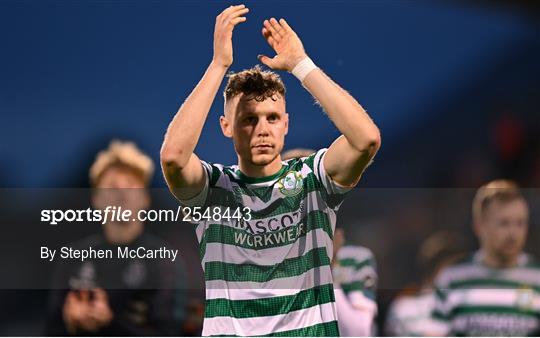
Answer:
[
  {"xmin": 46, "ymin": 140, "xmax": 186, "ymax": 336},
  {"xmin": 432, "ymin": 180, "xmax": 540, "ymax": 336},
  {"xmin": 385, "ymin": 230, "xmax": 464, "ymax": 336}
]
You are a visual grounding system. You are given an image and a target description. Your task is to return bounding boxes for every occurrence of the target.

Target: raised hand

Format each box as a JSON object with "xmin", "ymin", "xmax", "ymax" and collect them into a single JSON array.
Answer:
[
  {"xmin": 212, "ymin": 4, "xmax": 249, "ymax": 68},
  {"xmin": 258, "ymin": 18, "xmax": 308, "ymax": 71}
]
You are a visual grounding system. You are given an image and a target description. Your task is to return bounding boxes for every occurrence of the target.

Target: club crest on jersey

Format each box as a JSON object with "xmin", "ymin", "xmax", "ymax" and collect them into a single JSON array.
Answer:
[
  {"xmin": 277, "ymin": 171, "xmax": 303, "ymax": 197},
  {"xmin": 515, "ymin": 287, "xmax": 535, "ymax": 310}
]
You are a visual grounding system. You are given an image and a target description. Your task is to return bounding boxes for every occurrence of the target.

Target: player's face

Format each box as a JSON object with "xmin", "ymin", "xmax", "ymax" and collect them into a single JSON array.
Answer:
[
  {"xmin": 222, "ymin": 94, "xmax": 288, "ymax": 167},
  {"xmin": 92, "ymin": 165, "xmax": 150, "ymax": 217},
  {"xmin": 478, "ymin": 198, "xmax": 529, "ymax": 263}
]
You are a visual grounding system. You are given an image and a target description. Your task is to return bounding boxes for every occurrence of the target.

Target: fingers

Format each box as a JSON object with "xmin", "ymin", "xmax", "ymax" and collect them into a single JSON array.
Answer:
[
  {"xmin": 230, "ymin": 16, "xmax": 247, "ymax": 26},
  {"xmin": 263, "ymin": 19, "xmax": 282, "ymax": 42},
  {"xmin": 219, "ymin": 4, "xmax": 246, "ymax": 18},
  {"xmin": 93, "ymin": 288, "xmax": 108, "ymax": 302},
  {"xmin": 79, "ymin": 289, "xmax": 91, "ymax": 303},
  {"xmin": 262, "ymin": 27, "xmax": 276, "ymax": 48},
  {"xmin": 258, "ymin": 54, "xmax": 276, "ymax": 69},
  {"xmin": 65, "ymin": 291, "xmax": 77, "ymax": 306},
  {"xmin": 269, "ymin": 18, "xmax": 284, "ymax": 37},
  {"xmin": 219, "ymin": 5, "xmax": 249, "ymax": 25},
  {"xmin": 278, "ymin": 18, "xmax": 293, "ymax": 33}
]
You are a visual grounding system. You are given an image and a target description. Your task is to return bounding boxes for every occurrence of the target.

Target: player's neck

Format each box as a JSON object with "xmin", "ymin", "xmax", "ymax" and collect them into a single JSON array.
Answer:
[
  {"xmin": 481, "ymin": 249, "xmax": 519, "ymax": 269},
  {"xmin": 238, "ymin": 156, "xmax": 283, "ymax": 178}
]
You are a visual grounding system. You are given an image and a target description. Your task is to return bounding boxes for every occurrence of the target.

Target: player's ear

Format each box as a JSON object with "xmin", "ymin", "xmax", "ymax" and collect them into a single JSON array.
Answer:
[
  {"xmin": 284, "ymin": 112, "xmax": 289, "ymax": 136},
  {"xmin": 220, "ymin": 115, "xmax": 233, "ymax": 138},
  {"xmin": 472, "ymin": 217, "xmax": 483, "ymax": 239}
]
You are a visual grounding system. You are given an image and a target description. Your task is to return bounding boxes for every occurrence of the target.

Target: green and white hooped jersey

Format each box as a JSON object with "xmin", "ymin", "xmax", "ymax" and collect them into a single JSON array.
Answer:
[
  {"xmin": 182, "ymin": 149, "xmax": 351, "ymax": 336},
  {"xmin": 333, "ymin": 245, "xmax": 378, "ymax": 336},
  {"xmin": 333, "ymin": 244, "xmax": 377, "ymax": 303},
  {"xmin": 433, "ymin": 251, "xmax": 540, "ymax": 336}
]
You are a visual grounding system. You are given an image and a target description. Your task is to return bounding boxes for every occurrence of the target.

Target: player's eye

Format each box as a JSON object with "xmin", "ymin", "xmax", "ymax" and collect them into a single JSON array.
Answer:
[
  {"xmin": 267, "ymin": 114, "xmax": 279, "ymax": 123},
  {"xmin": 244, "ymin": 116, "xmax": 257, "ymax": 124}
]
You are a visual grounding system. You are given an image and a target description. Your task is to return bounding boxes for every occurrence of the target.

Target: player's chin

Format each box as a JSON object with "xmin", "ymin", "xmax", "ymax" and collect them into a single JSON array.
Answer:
[
  {"xmin": 499, "ymin": 245, "xmax": 522, "ymax": 260},
  {"xmin": 251, "ymin": 153, "xmax": 277, "ymax": 166}
]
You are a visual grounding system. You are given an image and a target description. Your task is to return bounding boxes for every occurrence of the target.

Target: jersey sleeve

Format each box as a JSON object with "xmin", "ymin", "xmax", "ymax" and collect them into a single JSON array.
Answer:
[
  {"xmin": 342, "ymin": 249, "xmax": 378, "ymax": 303},
  {"xmin": 431, "ymin": 269, "xmax": 452, "ymax": 335},
  {"xmin": 305, "ymin": 148, "xmax": 353, "ymax": 211},
  {"xmin": 177, "ymin": 160, "xmax": 221, "ymax": 208}
]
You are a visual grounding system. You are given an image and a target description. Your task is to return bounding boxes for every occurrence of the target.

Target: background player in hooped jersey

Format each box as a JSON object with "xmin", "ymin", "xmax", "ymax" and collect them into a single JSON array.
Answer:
[
  {"xmin": 385, "ymin": 230, "xmax": 464, "ymax": 337},
  {"xmin": 160, "ymin": 4, "xmax": 381, "ymax": 336},
  {"xmin": 332, "ymin": 228, "xmax": 378, "ymax": 336},
  {"xmin": 432, "ymin": 180, "xmax": 540, "ymax": 336},
  {"xmin": 283, "ymin": 149, "xmax": 378, "ymax": 336}
]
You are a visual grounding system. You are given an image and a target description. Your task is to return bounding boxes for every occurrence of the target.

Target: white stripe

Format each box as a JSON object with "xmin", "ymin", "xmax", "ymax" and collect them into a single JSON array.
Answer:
[
  {"xmin": 202, "ymin": 300, "xmax": 337, "ymax": 336},
  {"xmin": 347, "ymin": 291, "xmax": 378, "ymax": 313},
  {"xmin": 205, "ymin": 265, "xmax": 334, "ymax": 300},
  {"xmin": 438, "ymin": 261, "xmax": 540, "ymax": 289},
  {"xmin": 447, "ymin": 288, "xmax": 540, "ymax": 310},
  {"xmin": 338, "ymin": 246, "xmax": 373, "ymax": 262},
  {"xmin": 202, "ymin": 228, "xmax": 332, "ymax": 266},
  {"xmin": 195, "ymin": 223, "xmax": 206, "ymax": 243}
]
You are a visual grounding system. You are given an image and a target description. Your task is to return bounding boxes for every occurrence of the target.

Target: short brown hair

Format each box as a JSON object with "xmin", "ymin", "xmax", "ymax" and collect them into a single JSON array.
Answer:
[
  {"xmin": 473, "ymin": 179, "xmax": 524, "ymax": 222},
  {"xmin": 224, "ymin": 65, "xmax": 286, "ymax": 102},
  {"xmin": 89, "ymin": 140, "xmax": 154, "ymax": 187}
]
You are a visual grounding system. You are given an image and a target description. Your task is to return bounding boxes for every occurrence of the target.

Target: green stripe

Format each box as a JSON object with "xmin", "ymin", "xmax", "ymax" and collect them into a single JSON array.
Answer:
[
  {"xmin": 204, "ymin": 284, "xmax": 334, "ymax": 318},
  {"xmin": 204, "ymin": 247, "xmax": 330, "ymax": 282},
  {"xmin": 432, "ymin": 310, "xmax": 448, "ymax": 321},
  {"xmin": 452, "ymin": 305, "xmax": 539, "ymax": 318},
  {"xmin": 435, "ymin": 287, "xmax": 448, "ymax": 301},
  {"xmin": 341, "ymin": 282, "xmax": 376, "ymax": 300},
  {"xmin": 525, "ymin": 261, "xmax": 540, "ymax": 269},
  {"xmin": 209, "ymin": 164, "xmax": 221, "ymax": 186},
  {"xmin": 341, "ymin": 281, "xmax": 364, "ymax": 294},
  {"xmin": 338, "ymin": 257, "xmax": 373, "ymax": 270},
  {"xmin": 449, "ymin": 278, "xmax": 540, "ymax": 293}
]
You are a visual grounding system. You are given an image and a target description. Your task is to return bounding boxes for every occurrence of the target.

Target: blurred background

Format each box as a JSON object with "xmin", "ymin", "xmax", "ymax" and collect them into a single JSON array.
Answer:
[{"xmin": 0, "ymin": 0, "xmax": 538, "ymax": 335}]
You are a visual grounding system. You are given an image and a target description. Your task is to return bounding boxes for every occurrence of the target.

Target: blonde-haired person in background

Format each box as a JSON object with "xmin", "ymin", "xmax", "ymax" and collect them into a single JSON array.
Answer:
[
  {"xmin": 47, "ymin": 140, "xmax": 184, "ymax": 336},
  {"xmin": 432, "ymin": 180, "xmax": 540, "ymax": 336}
]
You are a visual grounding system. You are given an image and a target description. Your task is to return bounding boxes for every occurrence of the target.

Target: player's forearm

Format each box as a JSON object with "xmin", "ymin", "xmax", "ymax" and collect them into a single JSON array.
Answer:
[
  {"xmin": 334, "ymin": 287, "xmax": 375, "ymax": 336},
  {"xmin": 302, "ymin": 68, "xmax": 381, "ymax": 154},
  {"xmin": 161, "ymin": 61, "xmax": 228, "ymax": 168}
]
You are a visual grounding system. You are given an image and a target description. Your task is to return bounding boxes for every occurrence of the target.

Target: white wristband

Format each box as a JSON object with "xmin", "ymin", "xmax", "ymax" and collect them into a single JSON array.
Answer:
[{"xmin": 291, "ymin": 57, "xmax": 317, "ymax": 82}]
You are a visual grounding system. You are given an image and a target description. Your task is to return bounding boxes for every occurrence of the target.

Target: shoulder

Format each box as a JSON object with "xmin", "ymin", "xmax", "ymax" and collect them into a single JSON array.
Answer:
[
  {"xmin": 338, "ymin": 244, "xmax": 375, "ymax": 263},
  {"xmin": 200, "ymin": 160, "xmax": 238, "ymax": 187},
  {"xmin": 282, "ymin": 149, "xmax": 324, "ymax": 171},
  {"xmin": 523, "ymin": 253, "xmax": 540, "ymax": 269},
  {"xmin": 434, "ymin": 253, "xmax": 478, "ymax": 287}
]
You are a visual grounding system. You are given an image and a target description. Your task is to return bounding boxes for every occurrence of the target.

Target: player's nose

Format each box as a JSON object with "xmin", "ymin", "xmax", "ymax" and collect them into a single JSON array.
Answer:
[{"xmin": 255, "ymin": 118, "xmax": 270, "ymax": 136}]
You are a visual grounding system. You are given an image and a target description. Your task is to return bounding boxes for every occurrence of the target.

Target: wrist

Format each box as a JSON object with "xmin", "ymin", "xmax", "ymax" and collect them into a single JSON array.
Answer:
[
  {"xmin": 210, "ymin": 59, "xmax": 230, "ymax": 71},
  {"xmin": 290, "ymin": 56, "xmax": 317, "ymax": 82},
  {"xmin": 289, "ymin": 54, "xmax": 308, "ymax": 70}
]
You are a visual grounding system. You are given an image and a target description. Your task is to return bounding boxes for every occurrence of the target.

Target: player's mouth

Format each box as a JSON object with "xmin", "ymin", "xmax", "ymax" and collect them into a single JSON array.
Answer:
[{"xmin": 253, "ymin": 143, "xmax": 273, "ymax": 150}]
